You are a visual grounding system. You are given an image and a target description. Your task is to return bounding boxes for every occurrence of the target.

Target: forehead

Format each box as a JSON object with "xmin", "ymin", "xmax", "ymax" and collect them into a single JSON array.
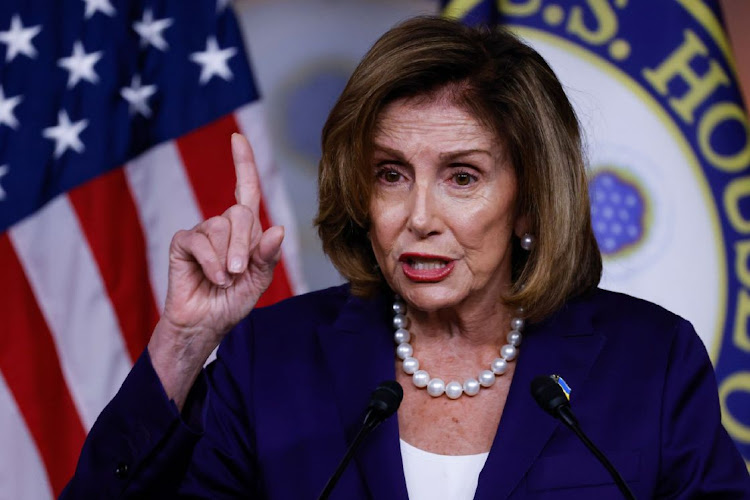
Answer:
[{"xmin": 373, "ymin": 95, "xmax": 499, "ymax": 147}]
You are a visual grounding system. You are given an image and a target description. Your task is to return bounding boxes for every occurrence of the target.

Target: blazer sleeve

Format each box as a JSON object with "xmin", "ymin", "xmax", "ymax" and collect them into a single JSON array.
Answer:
[
  {"xmin": 656, "ymin": 318, "xmax": 750, "ymax": 498},
  {"xmin": 60, "ymin": 315, "xmax": 262, "ymax": 499},
  {"xmin": 177, "ymin": 315, "xmax": 263, "ymax": 497},
  {"xmin": 59, "ymin": 349, "xmax": 207, "ymax": 499}
]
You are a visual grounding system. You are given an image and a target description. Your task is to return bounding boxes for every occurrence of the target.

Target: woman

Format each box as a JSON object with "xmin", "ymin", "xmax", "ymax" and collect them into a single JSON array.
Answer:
[{"xmin": 62, "ymin": 17, "xmax": 748, "ymax": 499}]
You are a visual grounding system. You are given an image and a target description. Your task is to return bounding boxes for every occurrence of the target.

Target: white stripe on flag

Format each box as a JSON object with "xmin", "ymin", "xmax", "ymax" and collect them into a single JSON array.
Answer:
[
  {"xmin": 0, "ymin": 371, "xmax": 54, "ymax": 500},
  {"xmin": 9, "ymin": 195, "xmax": 132, "ymax": 430},
  {"xmin": 235, "ymin": 103, "xmax": 307, "ymax": 294},
  {"xmin": 125, "ymin": 141, "xmax": 204, "ymax": 310}
]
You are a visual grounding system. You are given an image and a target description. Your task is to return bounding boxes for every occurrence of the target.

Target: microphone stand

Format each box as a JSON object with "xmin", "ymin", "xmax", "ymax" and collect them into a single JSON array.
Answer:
[
  {"xmin": 532, "ymin": 376, "xmax": 636, "ymax": 500},
  {"xmin": 317, "ymin": 409, "xmax": 378, "ymax": 500},
  {"xmin": 318, "ymin": 381, "xmax": 402, "ymax": 500},
  {"xmin": 556, "ymin": 407, "xmax": 636, "ymax": 500}
]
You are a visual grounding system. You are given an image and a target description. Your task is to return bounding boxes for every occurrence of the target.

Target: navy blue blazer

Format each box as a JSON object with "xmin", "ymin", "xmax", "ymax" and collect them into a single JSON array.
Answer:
[{"xmin": 62, "ymin": 285, "xmax": 750, "ymax": 498}]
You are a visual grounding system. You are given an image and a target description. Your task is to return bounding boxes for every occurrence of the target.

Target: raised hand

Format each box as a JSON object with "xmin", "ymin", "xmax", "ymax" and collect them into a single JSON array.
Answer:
[{"xmin": 148, "ymin": 134, "xmax": 284, "ymax": 407}]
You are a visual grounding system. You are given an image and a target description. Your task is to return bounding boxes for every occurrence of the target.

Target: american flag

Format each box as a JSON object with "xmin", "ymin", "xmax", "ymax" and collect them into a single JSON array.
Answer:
[{"xmin": 0, "ymin": 1, "xmax": 304, "ymax": 497}]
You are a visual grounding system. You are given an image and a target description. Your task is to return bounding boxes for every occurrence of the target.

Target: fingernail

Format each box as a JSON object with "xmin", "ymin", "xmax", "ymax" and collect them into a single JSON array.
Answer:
[
  {"xmin": 229, "ymin": 257, "xmax": 242, "ymax": 273},
  {"xmin": 216, "ymin": 271, "xmax": 229, "ymax": 286}
]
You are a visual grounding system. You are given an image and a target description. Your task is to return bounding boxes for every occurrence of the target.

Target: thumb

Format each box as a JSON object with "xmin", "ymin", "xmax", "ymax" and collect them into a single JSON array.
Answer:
[{"xmin": 255, "ymin": 225, "xmax": 284, "ymax": 271}]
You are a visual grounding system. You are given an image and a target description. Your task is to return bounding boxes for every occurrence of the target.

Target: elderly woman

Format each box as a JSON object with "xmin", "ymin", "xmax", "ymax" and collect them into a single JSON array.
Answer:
[{"xmin": 63, "ymin": 17, "xmax": 748, "ymax": 499}]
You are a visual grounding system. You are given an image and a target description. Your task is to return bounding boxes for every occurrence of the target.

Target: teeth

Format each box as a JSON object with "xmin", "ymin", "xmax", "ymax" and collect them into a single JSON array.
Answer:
[{"xmin": 410, "ymin": 259, "xmax": 447, "ymax": 270}]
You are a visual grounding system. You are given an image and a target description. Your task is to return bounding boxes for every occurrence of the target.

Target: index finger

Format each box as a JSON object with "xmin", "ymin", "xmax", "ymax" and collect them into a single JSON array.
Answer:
[{"xmin": 231, "ymin": 133, "xmax": 261, "ymax": 212}]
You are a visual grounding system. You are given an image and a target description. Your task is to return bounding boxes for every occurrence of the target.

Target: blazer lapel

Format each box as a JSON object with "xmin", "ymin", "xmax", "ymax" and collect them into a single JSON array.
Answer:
[
  {"xmin": 316, "ymin": 291, "xmax": 409, "ymax": 500},
  {"xmin": 474, "ymin": 297, "xmax": 605, "ymax": 499},
  {"xmin": 315, "ymin": 290, "xmax": 606, "ymax": 500}
]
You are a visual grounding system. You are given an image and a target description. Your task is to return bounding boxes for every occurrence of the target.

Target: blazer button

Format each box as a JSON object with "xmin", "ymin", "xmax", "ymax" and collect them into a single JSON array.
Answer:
[{"xmin": 115, "ymin": 462, "xmax": 129, "ymax": 478}]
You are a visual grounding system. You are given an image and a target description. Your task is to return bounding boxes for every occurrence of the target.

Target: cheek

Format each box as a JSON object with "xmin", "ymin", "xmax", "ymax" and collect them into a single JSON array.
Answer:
[
  {"xmin": 369, "ymin": 198, "xmax": 404, "ymax": 247},
  {"xmin": 368, "ymin": 214, "xmax": 394, "ymax": 264},
  {"xmin": 453, "ymin": 200, "xmax": 515, "ymax": 251},
  {"xmin": 369, "ymin": 227, "xmax": 399, "ymax": 280},
  {"xmin": 370, "ymin": 226, "xmax": 396, "ymax": 262}
]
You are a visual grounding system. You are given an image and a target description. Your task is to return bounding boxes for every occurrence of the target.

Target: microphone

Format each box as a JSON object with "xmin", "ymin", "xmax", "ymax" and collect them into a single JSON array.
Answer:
[
  {"xmin": 531, "ymin": 375, "xmax": 636, "ymax": 500},
  {"xmin": 363, "ymin": 380, "xmax": 403, "ymax": 428},
  {"xmin": 318, "ymin": 381, "xmax": 403, "ymax": 500}
]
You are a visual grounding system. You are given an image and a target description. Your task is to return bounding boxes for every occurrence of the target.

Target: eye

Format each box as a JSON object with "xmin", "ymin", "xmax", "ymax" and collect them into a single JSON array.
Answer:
[
  {"xmin": 452, "ymin": 171, "xmax": 477, "ymax": 186},
  {"xmin": 383, "ymin": 170, "xmax": 401, "ymax": 183},
  {"xmin": 454, "ymin": 172, "xmax": 472, "ymax": 186},
  {"xmin": 375, "ymin": 166, "xmax": 404, "ymax": 184}
]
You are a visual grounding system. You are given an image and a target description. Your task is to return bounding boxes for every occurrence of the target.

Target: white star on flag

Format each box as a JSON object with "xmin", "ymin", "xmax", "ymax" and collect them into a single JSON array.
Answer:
[
  {"xmin": 121, "ymin": 75, "xmax": 157, "ymax": 117},
  {"xmin": 0, "ymin": 14, "xmax": 42, "ymax": 62},
  {"xmin": 82, "ymin": 0, "xmax": 116, "ymax": 19},
  {"xmin": 42, "ymin": 110, "xmax": 89, "ymax": 158},
  {"xmin": 0, "ymin": 86, "xmax": 23, "ymax": 129},
  {"xmin": 0, "ymin": 164, "xmax": 8, "ymax": 201},
  {"xmin": 190, "ymin": 36, "xmax": 237, "ymax": 85},
  {"xmin": 58, "ymin": 41, "xmax": 103, "ymax": 89},
  {"xmin": 133, "ymin": 9, "xmax": 173, "ymax": 51}
]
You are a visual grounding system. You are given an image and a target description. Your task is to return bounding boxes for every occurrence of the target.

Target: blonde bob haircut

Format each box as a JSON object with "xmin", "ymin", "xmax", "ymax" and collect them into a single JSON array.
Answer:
[{"xmin": 315, "ymin": 16, "xmax": 601, "ymax": 321}]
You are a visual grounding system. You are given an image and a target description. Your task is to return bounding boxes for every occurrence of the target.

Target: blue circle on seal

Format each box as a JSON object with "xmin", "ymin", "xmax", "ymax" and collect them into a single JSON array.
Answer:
[{"xmin": 589, "ymin": 170, "xmax": 646, "ymax": 255}]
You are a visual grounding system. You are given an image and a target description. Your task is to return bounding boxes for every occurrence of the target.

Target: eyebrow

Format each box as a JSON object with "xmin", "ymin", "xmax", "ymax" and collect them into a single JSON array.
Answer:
[
  {"xmin": 371, "ymin": 144, "xmax": 403, "ymax": 159},
  {"xmin": 439, "ymin": 149, "xmax": 493, "ymax": 161},
  {"xmin": 371, "ymin": 144, "xmax": 493, "ymax": 161}
]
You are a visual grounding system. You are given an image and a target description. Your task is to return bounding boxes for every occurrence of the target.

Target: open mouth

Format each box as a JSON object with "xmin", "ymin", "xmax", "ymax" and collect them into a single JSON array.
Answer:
[
  {"xmin": 407, "ymin": 258, "xmax": 449, "ymax": 270},
  {"xmin": 399, "ymin": 254, "xmax": 455, "ymax": 282}
]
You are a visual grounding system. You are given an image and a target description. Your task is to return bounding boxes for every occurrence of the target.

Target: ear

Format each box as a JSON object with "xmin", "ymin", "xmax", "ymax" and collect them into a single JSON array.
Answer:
[{"xmin": 514, "ymin": 213, "xmax": 530, "ymax": 238}]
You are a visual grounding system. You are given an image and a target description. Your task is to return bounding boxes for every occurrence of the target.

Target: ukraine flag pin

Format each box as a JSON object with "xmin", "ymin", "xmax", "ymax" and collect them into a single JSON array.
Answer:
[{"xmin": 551, "ymin": 374, "xmax": 572, "ymax": 400}]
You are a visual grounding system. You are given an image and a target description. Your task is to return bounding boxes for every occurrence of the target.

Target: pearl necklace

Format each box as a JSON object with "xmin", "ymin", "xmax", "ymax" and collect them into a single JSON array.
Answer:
[{"xmin": 392, "ymin": 297, "xmax": 524, "ymax": 400}]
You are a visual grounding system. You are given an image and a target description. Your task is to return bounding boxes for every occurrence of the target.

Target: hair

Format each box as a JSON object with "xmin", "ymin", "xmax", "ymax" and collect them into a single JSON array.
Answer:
[{"xmin": 314, "ymin": 16, "xmax": 601, "ymax": 322}]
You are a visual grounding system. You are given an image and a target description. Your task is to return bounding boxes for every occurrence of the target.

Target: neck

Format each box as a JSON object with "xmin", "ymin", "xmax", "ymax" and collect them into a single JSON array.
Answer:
[{"xmin": 407, "ymin": 300, "xmax": 513, "ymax": 346}]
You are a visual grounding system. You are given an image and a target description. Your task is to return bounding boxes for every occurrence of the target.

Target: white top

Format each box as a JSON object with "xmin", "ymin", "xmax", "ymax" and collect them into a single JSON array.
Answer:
[{"xmin": 400, "ymin": 439, "xmax": 490, "ymax": 500}]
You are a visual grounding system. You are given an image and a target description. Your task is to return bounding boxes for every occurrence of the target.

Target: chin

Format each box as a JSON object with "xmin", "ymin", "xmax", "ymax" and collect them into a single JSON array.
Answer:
[{"xmin": 393, "ymin": 283, "xmax": 464, "ymax": 313}]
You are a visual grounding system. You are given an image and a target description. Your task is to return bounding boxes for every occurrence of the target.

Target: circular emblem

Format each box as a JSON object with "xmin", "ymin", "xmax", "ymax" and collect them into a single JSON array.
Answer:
[{"xmin": 496, "ymin": 1, "xmax": 750, "ymax": 462}]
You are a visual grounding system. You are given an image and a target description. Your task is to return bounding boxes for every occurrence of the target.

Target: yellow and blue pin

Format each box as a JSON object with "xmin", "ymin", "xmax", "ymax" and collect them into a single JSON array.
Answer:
[{"xmin": 551, "ymin": 374, "xmax": 572, "ymax": 400}]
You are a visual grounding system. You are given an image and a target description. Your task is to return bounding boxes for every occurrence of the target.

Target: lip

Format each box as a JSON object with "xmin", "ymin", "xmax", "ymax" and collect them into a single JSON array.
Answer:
[{"xmin": 398, "ymin": 253, "xmax": 455, "ymax": 282}]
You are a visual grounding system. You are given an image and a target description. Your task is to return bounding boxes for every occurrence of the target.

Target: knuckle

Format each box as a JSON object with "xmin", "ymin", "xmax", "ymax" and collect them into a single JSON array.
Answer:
[
  {"xmin": 172, "ymin": 229, "xmax": 188, "ymax": 242},
  {"xmin": 204, "ymin": 216, "xmax": 229, "ymax": 232},
  {"xmin": 226, "ymin": 203, "xmax": 253, "ymax": 221},
  {"xmin": 170, "ymin": 229, "xmax": 192, "ymax": 249},
  {"xmin": 200, "ymin": 217, "xmax": 230, "ymax": 241}
]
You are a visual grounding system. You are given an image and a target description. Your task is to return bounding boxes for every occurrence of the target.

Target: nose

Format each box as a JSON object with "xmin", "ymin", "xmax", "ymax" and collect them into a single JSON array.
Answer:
[{"xmin": 407, "ymin": 181, "xmax": 441, "ymax": 238}]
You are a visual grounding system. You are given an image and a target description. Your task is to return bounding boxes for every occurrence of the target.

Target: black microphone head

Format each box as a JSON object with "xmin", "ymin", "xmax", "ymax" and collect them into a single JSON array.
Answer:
[
  {"xmin": 368, "ymin": 380, "xmax": 403, "ymax": 418},
  {"xmin": 531, "ymin": 375, "xmax": 570, "ymax": 417}
]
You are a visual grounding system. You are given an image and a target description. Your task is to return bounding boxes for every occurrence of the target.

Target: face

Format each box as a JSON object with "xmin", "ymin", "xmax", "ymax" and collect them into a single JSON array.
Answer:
[{"xmin": 369, "ymin": 96, "xmax": 525, "ymax": 312}]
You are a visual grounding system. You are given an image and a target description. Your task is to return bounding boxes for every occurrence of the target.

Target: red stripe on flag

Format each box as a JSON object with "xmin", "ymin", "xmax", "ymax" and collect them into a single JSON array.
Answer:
[
  {"xmin": 176, "ymin": 114, "xmax": 293, "ymax": 307},
  {"xmin": 0, "ymin": 233, "xmax": 87, "ymax": 497},
  {"xmin": 68, "ymin": 168, "xmax": 159, "ymax": 361}
]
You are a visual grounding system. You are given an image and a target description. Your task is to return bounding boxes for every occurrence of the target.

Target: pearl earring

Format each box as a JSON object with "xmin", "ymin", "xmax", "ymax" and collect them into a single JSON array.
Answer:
[{"xmin": 520, "ymin": 233, "xmax": 535, "ymax": 251}]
